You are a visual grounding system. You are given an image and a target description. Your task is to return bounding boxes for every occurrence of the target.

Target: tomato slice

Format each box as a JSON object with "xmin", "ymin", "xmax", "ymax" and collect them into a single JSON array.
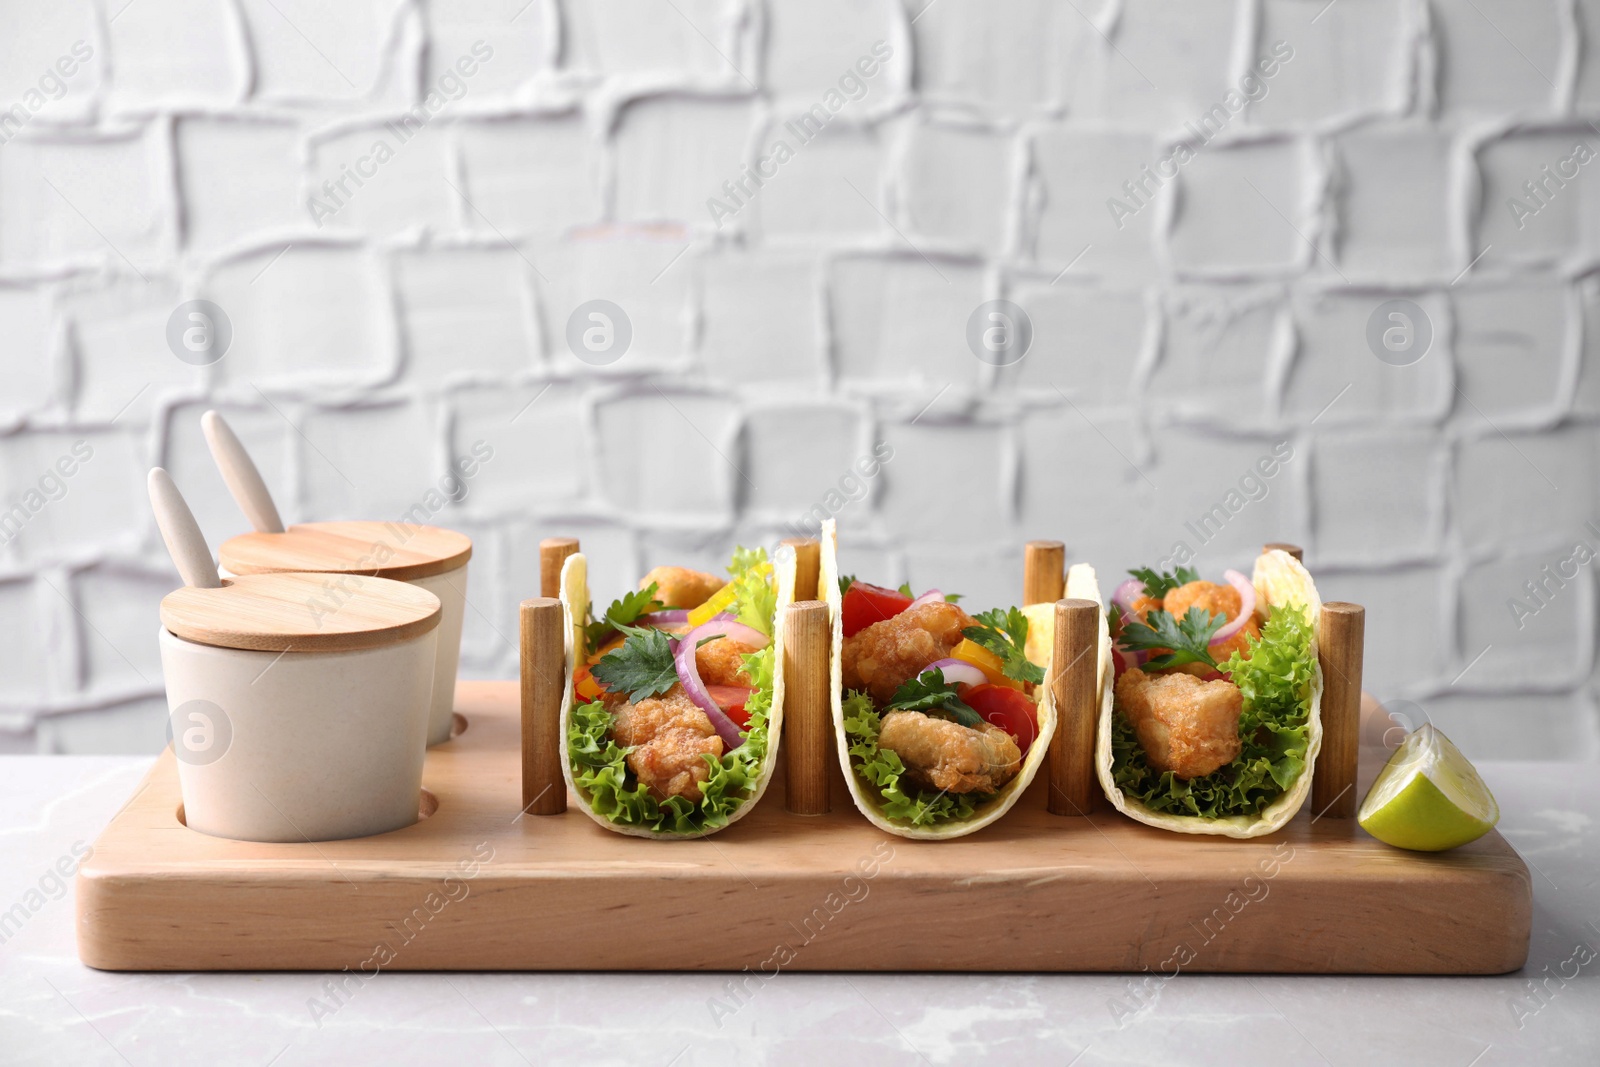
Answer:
[
  {"xmin": 841, "ymin": 581, "xmax": 915, "ymax": 638},
  {"xmin": 706, "ymin": 684, "xmax": 754, "ymax": 729},
  {"xmin": 573, "ymin": 665, "xmax": 604, "ymax": 702},
  {"xmin": 963, "ymin": 683, "xmax": 1039, "ymax": 755}
]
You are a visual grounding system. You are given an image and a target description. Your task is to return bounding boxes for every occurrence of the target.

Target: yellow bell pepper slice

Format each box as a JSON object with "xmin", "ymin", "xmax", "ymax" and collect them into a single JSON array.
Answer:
[
  {"xmin": 949, "ymin": 638, "xmax": 1024, "ymax": 691},
  {"xmin": 685, "ymin": 561, "xmax": 773, "ymax": 628}
]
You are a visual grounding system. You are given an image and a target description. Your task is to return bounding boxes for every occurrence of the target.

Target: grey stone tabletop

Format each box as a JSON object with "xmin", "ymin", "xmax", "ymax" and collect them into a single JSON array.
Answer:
[{"xmin": 2, "ymin": 756, "xmax": 1595, "ymax": 1067}]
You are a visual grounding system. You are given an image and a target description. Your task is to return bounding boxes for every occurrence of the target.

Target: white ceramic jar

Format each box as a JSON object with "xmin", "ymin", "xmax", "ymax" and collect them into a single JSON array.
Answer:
[
  {"xmin": 218, "ymin": 522, "xmax": 471, "ymax": 746},
  {"xmin": 159, "ymin": 570, "xmax": 442, "ymax": 842}
]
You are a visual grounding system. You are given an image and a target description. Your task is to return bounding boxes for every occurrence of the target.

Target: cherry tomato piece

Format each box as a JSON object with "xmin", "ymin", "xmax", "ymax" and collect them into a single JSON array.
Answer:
[
  {"xmin": 962, "ymin": 683, "xmax": 1039, "ymax": 755},
  {"xmin": 841, "ymin": 581, "xmax": 915, "ymax": 638},
  {"xmin": 706, "ymin": 684, "xmax": 754, "ymax": 729}
]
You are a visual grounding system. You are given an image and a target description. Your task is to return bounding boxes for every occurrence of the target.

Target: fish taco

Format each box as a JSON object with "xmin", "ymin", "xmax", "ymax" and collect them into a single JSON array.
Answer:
[
  {"xmin": 821, "ymin": 523, "xmax": 1060, "ymax": 840},
  {"xmin": 559, "ymin": 544, "xmax": 795, "ymax": 838},
  {"xmin": 1097, "ymin": 548, "xmax": 1323, "ymax": 837}
]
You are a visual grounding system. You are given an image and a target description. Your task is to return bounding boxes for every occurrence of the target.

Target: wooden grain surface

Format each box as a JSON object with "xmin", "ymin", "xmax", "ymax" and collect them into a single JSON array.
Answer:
[
  {"xmin": 782, "ymin": 600, "xmax": 831, "ymax": 815},
  {"xmin": 1023, "ymin": 540, "xmax": 1065, "ymax": 606},
  {"xmin": 220, "ymin": 521, "xmax": 472, "ymax": 581},
  {"xmin": 539, "ymin": 538, "xmax": 579, "ymax": 599},
  {"xmin": 1315, "ymin": 602, "xmax": 1364, "ymax": 820},
  {"xmin": 519, "ymin": 598, "xmax": 565, "ymax": 816},
  {"xmin": 159, "ymin": 571, "xmax": 441, "ymax": 652},
  {"xmin": 76, "ymin": 681, "xmax": 1531, "ymax": 974},
  {"xmin": 1047, "ymin": 599, "xmax": 1101, "ymax": 816}
]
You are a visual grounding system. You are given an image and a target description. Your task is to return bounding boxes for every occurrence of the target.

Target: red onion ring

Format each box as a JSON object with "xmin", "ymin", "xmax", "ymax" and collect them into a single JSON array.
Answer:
[
  {"xmin": 925, "ymin": 658, "xmax": 988, "ymax": 689},
  {"xmin": 671, "ymin": 620, "xmax": 772, "ymax": 750},
  {"xmin": 1112, "ymin": 578, "xmax": 1144, "ymax": 613},
  {"xmin": 1208, "ymin": 570, "xmax": 1257, "ymax": 647},
  {"xmin": 907, "ymin": 589, "xmax": 944, "ymax": 610},
  {"xmin": 637, "ymin": 610, "xmax": 689, "ymax": 626}
]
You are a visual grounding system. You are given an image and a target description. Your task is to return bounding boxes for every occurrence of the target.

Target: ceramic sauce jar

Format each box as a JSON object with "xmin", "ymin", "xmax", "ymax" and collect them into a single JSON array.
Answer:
[{"xmin": 160, "ymin": 570, "xmax": 441, "ymax": 842}]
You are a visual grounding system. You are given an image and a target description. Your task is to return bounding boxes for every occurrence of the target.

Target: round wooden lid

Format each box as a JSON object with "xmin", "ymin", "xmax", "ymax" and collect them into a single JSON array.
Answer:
[
  {"xmin": 161, "ymin": 572, "xmax": 441, "ymax": 652},
  {"xmin": 218, "ymin": 521, "xmax": 472, "ymax": 582}
]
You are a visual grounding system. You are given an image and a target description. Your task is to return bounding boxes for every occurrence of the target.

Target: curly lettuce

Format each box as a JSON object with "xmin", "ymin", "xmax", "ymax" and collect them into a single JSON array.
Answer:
[
  {"xmin": 1111, "ymin": 602, "xmax": 1315, "ymax": 819},
  {"xmin": 567, "ymin": 547, "xmax": 777, "ymax": 834},
  {"xmin": 841, "ymin": 691, "xmax": 983, "ymax": 826}
]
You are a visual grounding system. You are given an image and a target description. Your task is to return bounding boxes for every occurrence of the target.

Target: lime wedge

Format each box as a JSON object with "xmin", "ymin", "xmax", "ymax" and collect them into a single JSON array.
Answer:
[
  {"xmin": 1357, "ymin": 724, "xmax": 1499, "ymax": 852},
  {"xmin": 1020, "ymin": 602, "xmax": 1054, "ymax": 670}
]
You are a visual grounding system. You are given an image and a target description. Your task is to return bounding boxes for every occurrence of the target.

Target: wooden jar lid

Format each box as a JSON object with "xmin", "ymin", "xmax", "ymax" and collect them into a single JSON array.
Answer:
[
  {"xmin": 218, "ymin": 521, "xmax": 472, "ymax": 582},
  {"xmin": 161, "ymin": 572, "xmax": 442, "ymax": 653}
]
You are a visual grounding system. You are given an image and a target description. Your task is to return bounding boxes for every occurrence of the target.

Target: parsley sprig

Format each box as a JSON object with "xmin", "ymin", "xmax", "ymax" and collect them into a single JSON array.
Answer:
[
  {"xmin": 1119, "ymin": 607, "xmax": 1225, "ymax": 671},
  {"xmin": 961, "ymin": 607, "xmax": 1044, "ymax": 685},
  {"xmin": 885, "ymin": 668, "xmax": 982, "ymax": 728},
  {"xmin": 1128, "ymin": 565, "xmax": 1200, "ymax": 601},
  {"xmin": 591, "ymin": 628, "xmax": 680, "ymax": 701},
  {"xmin": 586, "ymin": 582, "xmax": 666, "ymax": 648}
]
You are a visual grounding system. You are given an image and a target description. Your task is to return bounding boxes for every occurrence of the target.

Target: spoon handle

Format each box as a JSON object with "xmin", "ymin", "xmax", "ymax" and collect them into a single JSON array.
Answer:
[
  {"xmin": 148, "ymin": 468, "xmax": 222, "ymax": 589},
  {"xmin": 201, "ymin": 410, "xmax": 285, "ymax": 534}
]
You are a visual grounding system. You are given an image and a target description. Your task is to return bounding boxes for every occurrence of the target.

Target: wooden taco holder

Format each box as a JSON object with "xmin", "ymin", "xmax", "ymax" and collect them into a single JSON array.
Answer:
[{"xmin": 76, "ymin": 537, "xmax": 1531, "ymax": 974}]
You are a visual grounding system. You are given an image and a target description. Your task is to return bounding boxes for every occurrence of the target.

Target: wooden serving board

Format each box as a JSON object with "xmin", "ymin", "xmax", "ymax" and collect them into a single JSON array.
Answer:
[{"xmin": 76, "ymin": 681, "xmax": 1531, "ymax": 974}]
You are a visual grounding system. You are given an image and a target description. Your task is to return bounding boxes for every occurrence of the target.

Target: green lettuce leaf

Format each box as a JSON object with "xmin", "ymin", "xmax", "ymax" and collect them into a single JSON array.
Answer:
[
  {"xmin": 1111, "ymin": 603, "xmax": 1315, "ymax": 819},
  {"xmin": 730, "ymin": 547, "xmax": 777, "ymax": 637},
  {"xmin": 841, "ymin": 691, "xmax": 983, "ymax": 826}
]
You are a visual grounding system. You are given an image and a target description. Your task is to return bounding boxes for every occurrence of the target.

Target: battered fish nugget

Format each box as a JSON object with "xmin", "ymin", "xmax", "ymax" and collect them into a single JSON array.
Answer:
[
  {"xmin": 1115, "ymin": 668, "xmax": 1242, "ymax": 780},
  {"xmin": 611, "ymin": 685, "xmax": 724, "ymax": 802},
  {"xmin": 878, "ymin": 711, "xmax": 1022, "ymax": 794},
  {"xmin": 640, "ymin": 565, "xmax": 724, "ymax": 610},
  {"xmin": 695, "ymin": 636, "xmax": 758, "ymax": 688},
  {"xmin": 842, "ymin": 601, "xmax": 976, "ymax": 704}
]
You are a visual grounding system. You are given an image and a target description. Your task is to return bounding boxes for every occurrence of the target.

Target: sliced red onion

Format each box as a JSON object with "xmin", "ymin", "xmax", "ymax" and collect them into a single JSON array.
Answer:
[
  {"xmin": 637, "ymin": 610, "xmax": 689, "ymax": 626},
  {"xmin": 1208, "ymin": 570, "xmax": 1257, "ymax": 647},
  {"xmin": 925, "ymin": 658, "xmax": 988, "ymax": 689},
  {"xmin": 670, "ymin": 620, "xmax": 772, "ymax": 751},
  {"xmin": 1112, "ymin": 578, "xmax": 1144, "ymax": 612},
  {"xmin": 907, "ymin": 589, "xmax": 944, "ymax": 610}
]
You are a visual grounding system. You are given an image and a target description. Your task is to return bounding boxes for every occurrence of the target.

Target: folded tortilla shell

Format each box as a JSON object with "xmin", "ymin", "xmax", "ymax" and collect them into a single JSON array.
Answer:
[
  {"xmin": 557, "ymin": 547, "xmax": 795, "ymax": 839},
  {"xmin": 824, "ymin": 520, "xmax": 1058, "ymax": 840},
  {"xmin": 1095, "ymin": 548, "xmax": 1324, "ymax": 838}
]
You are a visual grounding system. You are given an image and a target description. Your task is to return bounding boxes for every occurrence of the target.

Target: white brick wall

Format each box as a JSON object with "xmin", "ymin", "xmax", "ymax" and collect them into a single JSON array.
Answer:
[{"xmin": 1, "ymin": 0, "xmax": 1597, "ymax": 763}]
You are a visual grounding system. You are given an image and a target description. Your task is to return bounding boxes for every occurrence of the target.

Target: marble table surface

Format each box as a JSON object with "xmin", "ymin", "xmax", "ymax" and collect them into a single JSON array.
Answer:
[{"xmin": 2, "ymin": 756, "xmax": 1595, "ymax": 1066}]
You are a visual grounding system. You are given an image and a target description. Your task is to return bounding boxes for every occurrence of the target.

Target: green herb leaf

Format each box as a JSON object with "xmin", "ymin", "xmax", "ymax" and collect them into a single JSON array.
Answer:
[
  {"xmin": 1128, "ymin": 565, "xmax": 1201, "ymax": 601},
  {"xmin": 585, "ymin": 582, "xmax": 666, "ymax": 648},
  {"xmin": 897, "ymin": 582, "xmax": 914, "ymax": 598},
  {"xmin": 1118, "ymin": 606, "xmax": 1224, "ymax": 671},
  {"xmin": 838, "ymin": 574, "xmax": 856, "ymax": 596},
  {"xmin": 961, "ymin": 607, "xmax": 1045, "ymax": 685},
  {"xmin": 590, "ymin": 628, "xmax": 680, "ymax": 702},
  {"xmin": 885, "ymin": 668, "xmax": 983, "ymax": 728}
]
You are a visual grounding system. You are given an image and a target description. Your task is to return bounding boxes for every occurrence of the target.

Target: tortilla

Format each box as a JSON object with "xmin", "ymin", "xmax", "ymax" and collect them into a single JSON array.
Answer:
[
  {"xmin": 822, "ymin": 520, "xmax": 1059, "ymax": 840},
  {"xmin": 1095, "ymin": 548, "xmax": 1324, "ymax": 838},
  {"xmin": 557, "ymin": 545, "xmax": 795, "ymax": 839}
]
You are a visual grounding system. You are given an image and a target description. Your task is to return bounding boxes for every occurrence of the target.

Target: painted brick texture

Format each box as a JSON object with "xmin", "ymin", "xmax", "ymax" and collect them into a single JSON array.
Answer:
[{"xmin": 0, "ymin": 0, "xmax": 1595, "ymax": 764}]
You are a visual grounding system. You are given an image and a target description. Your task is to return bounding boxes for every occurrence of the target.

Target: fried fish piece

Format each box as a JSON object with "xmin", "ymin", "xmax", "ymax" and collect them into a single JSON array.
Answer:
[
  {"xmin": 878, "ymin": 710, "xmax": 1022, "ymax": 794},
  {"xmin": 842, "ymin": 601, "xmax": 977, "ymax": 704},
  {"xmin": 611, "ymin": 685, "xmax": 724, "ymax": 802},
  {"xmin": 640, "ymin": 565, "xmax": 724, "ymax": 610},
  {"xmin": 695, "ymin": 636, "xmax": 759, "ymax": 687},
  {"xmin": 1115, "ymin": 668, "xmax": 1242, "ymax": 779}
]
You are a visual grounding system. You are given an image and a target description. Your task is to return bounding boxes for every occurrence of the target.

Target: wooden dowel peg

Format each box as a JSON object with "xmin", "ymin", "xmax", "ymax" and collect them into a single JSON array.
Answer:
[
  {"xmin": 1314, "ymin": 602, "xmax": 1363, "ymax": 820},
  {"xmin": 1023, "ymin": 540, "xmax": 1066, "ymax": 606},
  {"xmin": 520, "ymin": 597, "xmax": 566, "ymax": 816},
  {"xmin": 1263, "ymin": 542, "xmax": 1303, "ymax": 562},
  {"xmin": 539, "ymin": 537, "xmax": 579, "ymax": 599},
  {"xmin": 780, "ymin": 537, "xmax": 821, "ymax": 602},
  {"xmin": 782, "ymin": 600, "xmax": 831, "ymax": 816},
  {"xmin": 1048, "ymin": 598, "xmax": 1101, "ymax": 816}
]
